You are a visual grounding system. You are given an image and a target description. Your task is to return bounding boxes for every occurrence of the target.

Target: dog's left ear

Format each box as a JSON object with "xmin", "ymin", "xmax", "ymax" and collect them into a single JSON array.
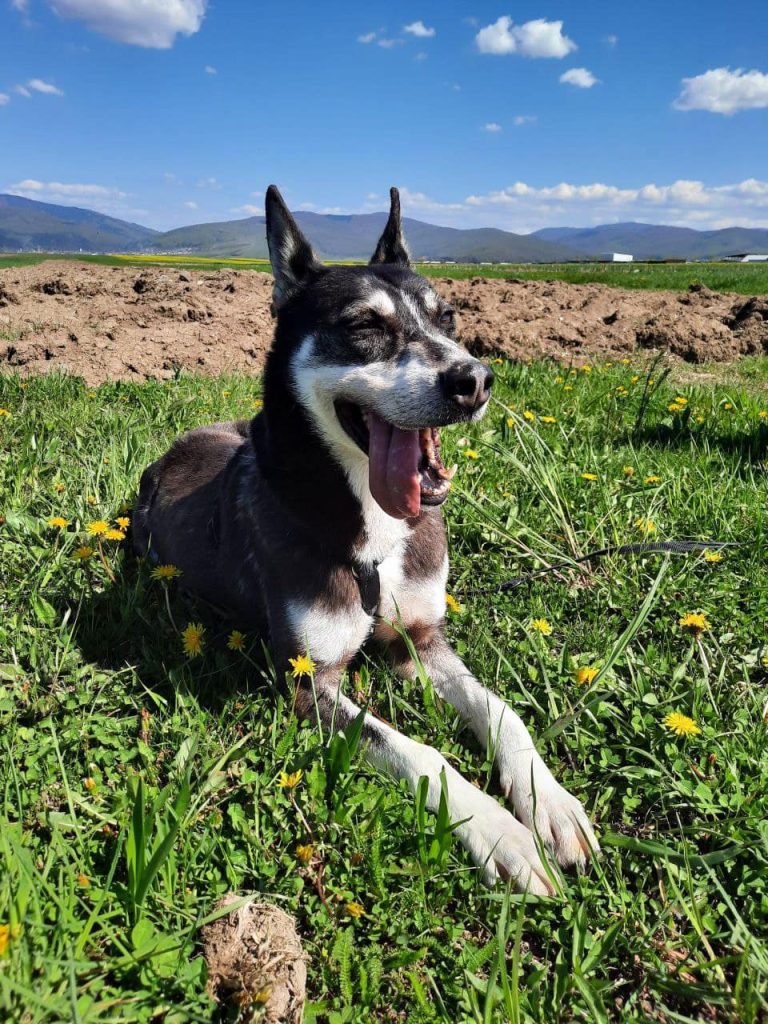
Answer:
[
  {"xmin": 370, "ymin": 187, "xmax": 410, "ymax": 266},
  {"xmin": 265, "ymin": 185, "xmax": 322, "ymax": 309}
]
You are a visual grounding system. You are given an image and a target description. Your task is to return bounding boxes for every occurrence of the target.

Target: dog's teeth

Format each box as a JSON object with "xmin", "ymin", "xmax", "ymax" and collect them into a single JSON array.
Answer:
[{"xmin": 440, "ymin": 463, "xmax": 458, "ymax": 480}]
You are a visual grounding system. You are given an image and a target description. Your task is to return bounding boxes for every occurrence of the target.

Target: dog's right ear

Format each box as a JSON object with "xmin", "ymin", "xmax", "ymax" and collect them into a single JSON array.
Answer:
[{"xmin": 265, "ymin": 185, "xmax": 322, "ymax": 309}]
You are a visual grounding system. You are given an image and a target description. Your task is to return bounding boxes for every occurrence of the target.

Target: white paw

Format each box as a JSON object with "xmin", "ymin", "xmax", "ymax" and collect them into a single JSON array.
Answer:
[
  {"xmin": 454, "ymin": 788, "xmax": 556, "ymax": 894},
  {"xmin": 505, "ymin": 772, "xmax": 600, "ymax": 869}
]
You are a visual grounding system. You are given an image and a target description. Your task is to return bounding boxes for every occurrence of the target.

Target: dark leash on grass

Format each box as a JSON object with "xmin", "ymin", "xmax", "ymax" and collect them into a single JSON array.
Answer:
[{"xmin": 460, "ymin": 539, "xmax": 737, "ymax": 596}]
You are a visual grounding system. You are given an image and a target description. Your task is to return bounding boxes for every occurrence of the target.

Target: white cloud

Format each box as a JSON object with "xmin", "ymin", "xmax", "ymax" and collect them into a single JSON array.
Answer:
[
  {"xmin": 204, "ymin": 64, "xmax": 217, "ymax": 75},
  {"xmin": 415, "ymin": 51, "xmax": 428, "ymax": 61},
  {"xmin": 475, "ymin": 16, "xmax": 575, "ymax": 59},
  {"xmin": 28, "ymin": 78, "xmax": 64, "ymax": 95},
  {"xmin": 392, "ymin": 178, "xmax": 768, "ymax": 232},
  {"xmin": 163, "ymin": 172, "xmax": 180, "ymax": 184},
  {"xmin": 513, "ymin": 114, "xmax": 536, "ymax": 126},
  {"xmin": 0, "ymin": 93, "xmax": 10, "ymax": 106},
  {"xmin": 482, "ymin": 122, "xmax": 502, "ymax": 133},
  {"xmin": 183, "ymin": 200, "xmax": 198, "ymax": 209},
  {"xmin": 15, "ymin": 85, "xmax": 31, "ymax": 98},
  {"xmin": 233, "ymin": 204, "xmax": 261, "ymax": 216},
  {"xmin": 51, "ymin": 0, "xmax": 207, "ymax": 49},
  {"xmin": 357, "ymin": 31, "xmax": 377, "ymax": 43},
  {"xmin": 377, "ymin": 37, "xmax": 401, "ymax": 49},
  {"xmin": 559, "ymin": 67, "xmax": 598, "ymax": 89},
  {"xmin": 196, "ymin": 176, "xmax": 220, "ymax": 189},
  {"xmin": 8, "ymin": 179, "xmax": 127, "ymax": 199},
  {"xmin": 403, "ymin": 20, "xmax": 435, "ymax": 38},
  {"xmin": 674, "ymin": 67, "xmax": 768, "ymax": 115},
  {"xmin": 11, "ymin": 0, "xmax": 29, "ymax": 10},
  {"xmin": 604, "ymin": 34, "xmax": 618, "ymax": 47}
]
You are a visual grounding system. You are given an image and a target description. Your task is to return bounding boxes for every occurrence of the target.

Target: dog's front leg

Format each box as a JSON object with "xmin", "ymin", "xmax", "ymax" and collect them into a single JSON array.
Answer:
[
  {"xmin": 295, "ymin": 672, "xmax": 556, "ymax": 893},
  {"xmin": 392, "ymin": 634, "xmax": 599, "ymax": 868}
]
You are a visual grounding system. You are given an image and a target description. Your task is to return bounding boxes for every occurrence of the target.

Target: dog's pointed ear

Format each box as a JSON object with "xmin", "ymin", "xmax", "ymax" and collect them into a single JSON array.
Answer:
[
  {"xmin": 265, "ymin": 185, "xmax": 322, "ymax": 308},
  {"xmin": 370, "ymin": 187, "xmax": 410, "ymax": 266}
]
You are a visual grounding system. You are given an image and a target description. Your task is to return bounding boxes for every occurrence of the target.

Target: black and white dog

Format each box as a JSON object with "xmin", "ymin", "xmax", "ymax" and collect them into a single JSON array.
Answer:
[{"xmin": 134, "ymin": 186, "xmax": 598, "ymax": 893}]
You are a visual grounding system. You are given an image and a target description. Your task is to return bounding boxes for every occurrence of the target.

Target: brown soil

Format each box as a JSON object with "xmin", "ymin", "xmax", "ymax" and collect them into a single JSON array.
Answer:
[
  {"xmin": 202, "ymin": 895, "xmax": 306, "ymax": 1022},
  {"xmin": 1, "ymin": 262, "xmax": 767, "ymax": 384}
]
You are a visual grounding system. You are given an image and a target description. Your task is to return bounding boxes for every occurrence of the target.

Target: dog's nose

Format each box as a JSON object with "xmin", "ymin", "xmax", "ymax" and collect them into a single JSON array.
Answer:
[{"xmin": 441, "ymin": 362, "xmax": 494, "ymax": 412}]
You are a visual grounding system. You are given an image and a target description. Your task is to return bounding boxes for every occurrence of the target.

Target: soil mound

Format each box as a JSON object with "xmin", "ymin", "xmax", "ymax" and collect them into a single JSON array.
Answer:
[{"xmin": 1, "ymin": 261, "xmax": 766, "ymax": 383}]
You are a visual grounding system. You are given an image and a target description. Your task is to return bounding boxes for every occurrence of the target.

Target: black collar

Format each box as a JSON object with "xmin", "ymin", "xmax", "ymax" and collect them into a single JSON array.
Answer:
[{"xmin": 350, "ymin": 560, "xmax": 381, "ymax": 616}]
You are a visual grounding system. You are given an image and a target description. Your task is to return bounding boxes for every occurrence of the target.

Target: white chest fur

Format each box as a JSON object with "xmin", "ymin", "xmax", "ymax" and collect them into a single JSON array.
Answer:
[{"xmin": 377, "ymin": 547, "xmax": 449, "ymax": 628}]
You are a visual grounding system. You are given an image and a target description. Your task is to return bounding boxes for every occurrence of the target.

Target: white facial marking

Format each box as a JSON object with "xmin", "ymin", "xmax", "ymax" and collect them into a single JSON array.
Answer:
[{"xmin": 287, "ymin": 598, "xmax": 372, "ymax": 665}]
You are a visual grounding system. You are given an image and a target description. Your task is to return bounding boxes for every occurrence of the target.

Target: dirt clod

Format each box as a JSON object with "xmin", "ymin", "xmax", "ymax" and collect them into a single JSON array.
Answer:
[
  {"xmin": 202, "ymin": 895, "xmax": 306, "ymax": 1022},
  {"xmin": 1, "ymin": 260, "xmax": 767, "ymax": 384}
]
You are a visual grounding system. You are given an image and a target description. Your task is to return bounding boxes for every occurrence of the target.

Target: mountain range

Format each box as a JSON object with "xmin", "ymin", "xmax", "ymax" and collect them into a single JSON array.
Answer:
[{"xmin": 2, "ymin": 193, "xmax": 768, "ymax": 262}]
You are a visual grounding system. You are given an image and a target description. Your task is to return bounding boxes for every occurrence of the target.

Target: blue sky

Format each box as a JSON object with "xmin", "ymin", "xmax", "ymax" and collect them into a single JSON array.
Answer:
[{"xmin": 2, "ymin": 0, "xmax": 768, "ymax": 233}]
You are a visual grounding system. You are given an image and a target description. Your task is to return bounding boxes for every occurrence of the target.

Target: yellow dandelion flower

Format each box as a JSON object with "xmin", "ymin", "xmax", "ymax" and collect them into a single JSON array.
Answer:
[
  {"xmin": 77, "ymin": 873, "xmax": 91, "ymax": 887},
  {"xmin": 87, "ymin": 495, "xmax": 97, "ymax": 505},
  {"xmin": 530, "ymin": 618, "xmax": 553, "ymax": 636},
  {"xmin": 580, "ymin": 365, "xmax": 592, "ymax": 374},
  {"xmin": 222, "ymin": 390, "xmax": 232, "ymax": 397},
  {"xmin": 581, "ymin": 472, "xmax": 598, "ymax": 482},
  {"xmin": 289, "ymin": 653, "xmax": 316, "ymax": 678},
  {"xmin": 345, "ymin": 901, "xmax": 365, "ymax": 919},
  {"xmin": 54, "ymin": 482, "xmax": 66, "ymax": 493},
  {"xmin": 523, "ymin": 410, "xmax": 536, "ymax": 422},
  {"xmin": 674, "ymin": 396, "xmax": 688, "ymax": 404},
  {"xmin": 505, "ymin": 416, "xmax": 515, "ymax": 427},
  {"xmin": 86, "ymin": 520, "xmax": 109, "ymax": 536},
  {"xmin": 631, "ymin": 375, "xmax": 641, "ymax": 385},
  {"xmin": 115, "ymin": 516, "xmax": 130, "ymax": 529},
  {"xmin": 492, "ymin": 357, "xmax": 503, "ymax": 365},
  {"xmin": 445, "ymin": 593, "xmax": 462, "ymax": 614},
  {"xmin": 679, "ymin": 612, "xmax": 710, "ymax": 635},
  {"xmin": 84, "ymin": 777, "xmax": 97, "ymax": 792},
  {"xmin": 540, "ymin": 415, "xmax": 557, "ymax": 424},
  {"xmin": 278, "ymin": 769, "xmax": 303, "ymax": 789},
  {"xmin": 644, "ymin": 475, "xmax": 662, "ymax": 485},
  {"xmin": 103, "ymin": 528, "xmax": 126, "ymax": 542},
  {"xmin": 0, "ymin": 926, "xmax": 9, "ymax": 955},
  {"xmin": 48, "ymin": 516, "xmax": 70, "ymax": 529},
  {"xmin": 703, "ymin": 550, "xmax": 723, "ymax": 564},
  {"xmin": 759, "ymin": 410, "xmax": 767, "ymax": 419},
  {"xmin": 464, "ymin": 449, "xmax": 479, "ymax": 459},
  {"xmin": 0, "ymin": 408, "xmax": 11, "ymax": 418},
  {"xmin": 663, "ymin": 712, "xmax": 701, "ymax": 738},
  {"xmin": 73, "ymin": 545, "xmax": 94, "ymax": 561},
  {"xmin": 296, "ymin": 844, "xmax": 314, "ymax": 864},
  {"xmin": 182, "ymin": 622, "xmax": 205, "ymax": 658},
  {"xmin": 623, "ymin": 466, "xmax": 635, "ymax": 477},
  {"xmin": 634, "ymin": 517, "xmax": 657, "ymax": 535},
  {"xmin": 564, "ymin": 384, "xmax": 573, "ymax": 392},
  {"xmin": 668, "ymin": 402, "xmax": 684, "ymax": 413},
  {"xmin": 695, "ymin": 415, "xmax": 705, "ymax": 424},
  {"xmin": 227, "ymin": 630, "xmax": 246, "ymax": 651},
  {"xmin": 254, "ymin": 985, "xmax": 273, "ymax": 1004},
  {"xmin": 252, "ymin": 398, "xmax": 264, "ymax": 410},
  {"xmin": 555, "ymin": 375, "xmax": 565, "ymax": 383},
  {"xmin": 621, "ymin": 358, "xmax": 631, "ymax": 365},
  {"xmin": 151, "ymin": 564, "xmax": 182, "ymax": 580},
  {"xmin": 723, "ymin": 402, "xmax": 733, "ymax": 411},
  {"xmin": 574, "ymin": 666, "xmax": 599, "ymax": 686}
]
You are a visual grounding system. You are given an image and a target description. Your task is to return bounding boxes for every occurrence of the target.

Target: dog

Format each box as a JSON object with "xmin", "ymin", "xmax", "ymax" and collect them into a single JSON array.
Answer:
[{"xmin": 133, "ymin": 186, "xmax": 599, "ymax": 893}]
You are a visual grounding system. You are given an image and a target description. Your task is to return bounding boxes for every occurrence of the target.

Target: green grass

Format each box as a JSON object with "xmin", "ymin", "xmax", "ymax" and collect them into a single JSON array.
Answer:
[
  {"xmin": 1, "ymin": 360, "xmax": 767, "ymax": 1022},
  {"xmin": 2, "ymin": 251, "xmax": 768, "ymax": 293}
]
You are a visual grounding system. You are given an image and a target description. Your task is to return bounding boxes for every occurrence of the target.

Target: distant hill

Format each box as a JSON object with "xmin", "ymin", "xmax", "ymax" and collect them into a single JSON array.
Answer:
[
  {"xmin": 150, "ymin": 211, "xmax": 583, "ymax": 263},
  {"xmin": 0, "ymin": 194, "xmax": 158, "ymax": 252},
  {"xmin": 532, "ymin": 222, "xmax": 768, "ymax": 260},
  {"xmin": 3, "ymin": 195, "xmax": 768, "ymax": 262}
]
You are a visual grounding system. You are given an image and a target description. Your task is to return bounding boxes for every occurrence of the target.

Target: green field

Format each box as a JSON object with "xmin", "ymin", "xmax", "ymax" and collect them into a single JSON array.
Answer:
[
  {"xmin": 1, "ymin": 360, "xmax": 767, "ymax": 1022},
  {"xmin": 2, "ymin": 251, "xmax": 768, "ymax": 294}
]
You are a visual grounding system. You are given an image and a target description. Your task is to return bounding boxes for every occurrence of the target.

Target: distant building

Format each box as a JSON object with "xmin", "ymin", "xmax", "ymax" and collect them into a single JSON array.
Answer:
[
  {"xmin": 722, "ymin": 253, "xmax": 768, "ymax": 262},
  {"xmin": 599, "ymin": 252, "xmax": 634, "ymax": 263}
]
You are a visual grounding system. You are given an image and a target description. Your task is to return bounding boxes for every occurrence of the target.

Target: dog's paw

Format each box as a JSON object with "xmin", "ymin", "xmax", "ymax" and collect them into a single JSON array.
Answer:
[
  {"xmin": 505, "ymin": 774, "xmax": 600, "ymax": 869},
  {"xmin": 455, "ymin": 790, "xmax": 556, "ymax": 894}
]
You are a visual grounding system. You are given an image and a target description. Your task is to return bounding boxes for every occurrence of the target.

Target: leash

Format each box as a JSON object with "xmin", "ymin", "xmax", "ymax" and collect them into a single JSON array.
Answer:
[{"xmin": 459, "ymin": 539, "xmax": 736, "ymax": 597}]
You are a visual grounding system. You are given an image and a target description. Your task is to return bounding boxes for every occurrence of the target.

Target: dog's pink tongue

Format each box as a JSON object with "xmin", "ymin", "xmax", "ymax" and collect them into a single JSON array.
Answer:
[{"xmin": 368, "ymin": 412, "xmax": 421, "ymax": 519}]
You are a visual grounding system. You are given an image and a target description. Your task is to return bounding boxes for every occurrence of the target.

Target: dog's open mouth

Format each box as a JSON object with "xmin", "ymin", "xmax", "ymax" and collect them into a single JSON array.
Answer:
[{"xmin": 335, "ymin": 402, "xmax": 456, "ymax": 519}]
